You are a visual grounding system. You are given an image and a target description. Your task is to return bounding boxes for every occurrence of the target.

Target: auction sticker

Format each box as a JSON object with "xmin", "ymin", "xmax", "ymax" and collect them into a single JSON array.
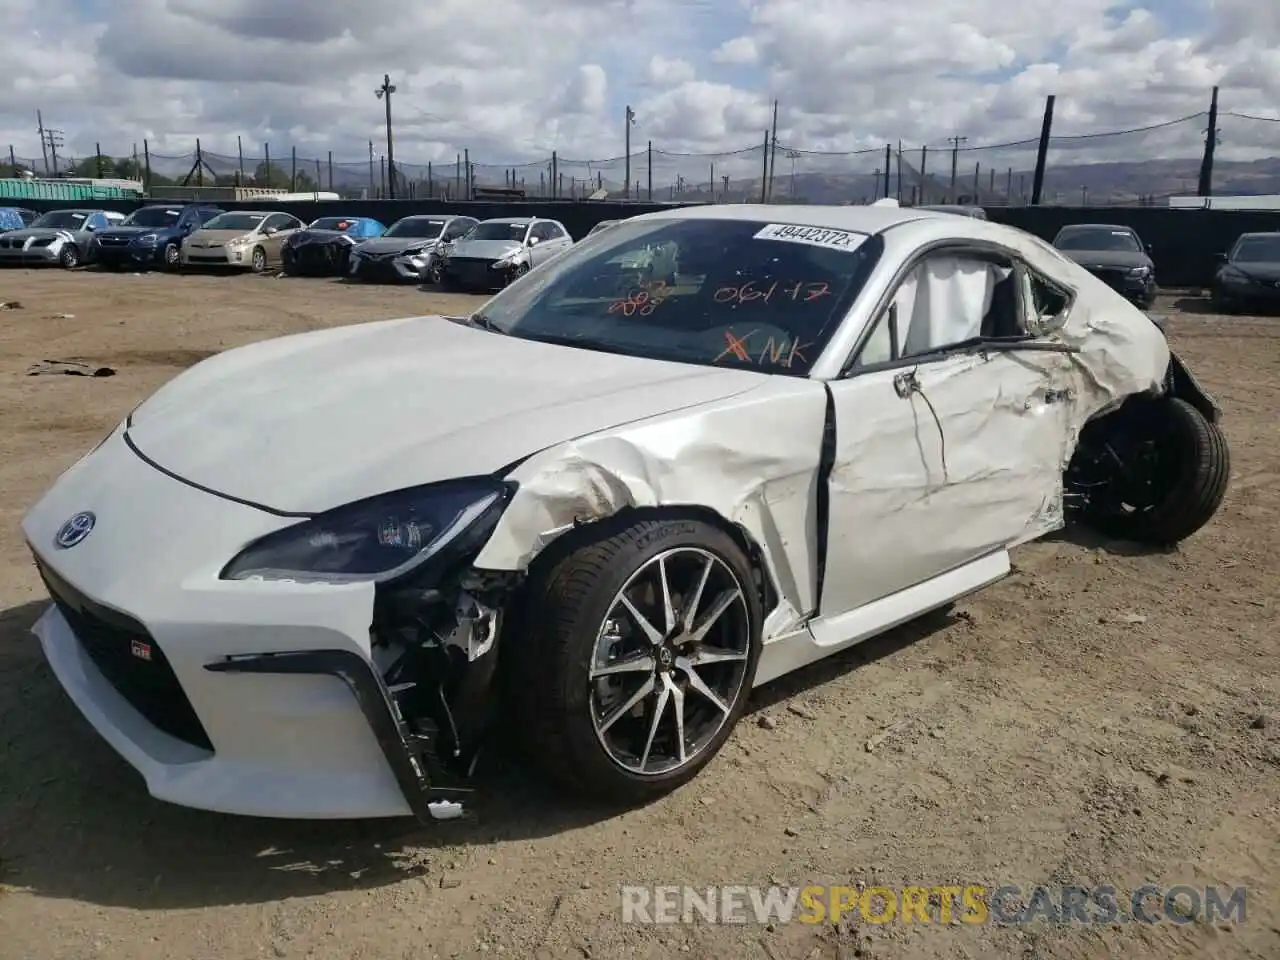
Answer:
[{"xmin": 754, "ymin": 223, "xmax": 867, "ymax": 252}]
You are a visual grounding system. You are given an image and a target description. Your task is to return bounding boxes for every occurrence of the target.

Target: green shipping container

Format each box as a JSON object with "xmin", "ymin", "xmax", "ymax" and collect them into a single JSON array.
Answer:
[{"xmin": 0, "ymin": 178, "xmax": 142, "ymax": 201}]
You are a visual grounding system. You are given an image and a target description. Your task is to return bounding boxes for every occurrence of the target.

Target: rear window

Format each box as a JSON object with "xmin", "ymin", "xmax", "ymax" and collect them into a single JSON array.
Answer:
[{"xmin": 471, "ymin": 218, "xmax": 882, "ymax": 376}]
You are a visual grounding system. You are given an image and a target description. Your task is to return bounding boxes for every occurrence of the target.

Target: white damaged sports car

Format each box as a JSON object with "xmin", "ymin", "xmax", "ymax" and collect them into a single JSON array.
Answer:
[{"xmin": 22, "ymin": 204, "xmax": 1230, "ymax": 822}]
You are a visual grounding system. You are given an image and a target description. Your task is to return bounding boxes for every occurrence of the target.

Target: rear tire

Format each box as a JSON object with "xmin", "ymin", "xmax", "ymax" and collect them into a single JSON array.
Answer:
[
  {"xmin": 508, "ymin": 517, "xmax": 762, "ymax": 806},
  {"xmin": 1086, "ymin": 398, "xmax": 1230, "ymax": 546}
]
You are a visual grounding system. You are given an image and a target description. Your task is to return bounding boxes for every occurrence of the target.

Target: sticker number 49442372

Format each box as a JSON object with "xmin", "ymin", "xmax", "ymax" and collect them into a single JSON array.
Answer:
[{"xmin": 753, "ymin": 223, "xmax": 867, "ymax": 252}]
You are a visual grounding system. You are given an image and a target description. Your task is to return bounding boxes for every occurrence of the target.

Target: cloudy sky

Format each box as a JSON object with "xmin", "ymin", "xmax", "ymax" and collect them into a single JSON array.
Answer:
[{"xmin": 0, "ymin": 0, "xmax": 1278, "ymax": 180}]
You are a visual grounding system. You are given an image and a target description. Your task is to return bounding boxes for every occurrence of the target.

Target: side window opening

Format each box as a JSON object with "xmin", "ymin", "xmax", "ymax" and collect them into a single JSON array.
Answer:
[
  {"xmin": 851, "ymin": 251, "xmax": 1025, "ymax": 370},
  {"xmin": 1025, "ymin": 269, "xmax": 1072, "ymax": 335}
]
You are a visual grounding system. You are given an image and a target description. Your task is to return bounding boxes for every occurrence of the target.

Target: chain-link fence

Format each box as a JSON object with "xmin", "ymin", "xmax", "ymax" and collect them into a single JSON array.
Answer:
[{"xmin": 5, "ymin": 98, "xmax": 1278, "ymax": 205}]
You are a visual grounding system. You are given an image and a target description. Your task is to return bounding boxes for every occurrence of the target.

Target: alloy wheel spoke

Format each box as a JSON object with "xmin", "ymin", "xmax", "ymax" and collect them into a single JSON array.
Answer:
[
  {"xmin": 618, "ymin": 594, "xmax": 664, "ymax": 646},
  {"xmin": 598, "ymin": 675, "xmax": 656, "ymax": 733},
  {"xmin": 675, "ymin": 656, "xmax": 731, "ymax": 715},
  {"xmin": 681, "ymin": 556, "xmax": 714, "ymax": 633},
  {"xmin": 688, "ymin": 645, "xmax": 748, "ymax": 667},
  {"xmin": 657, "ymin": 555, "xmax": 678, "ymax": 635},
  {"xmin": 590, "ymin": 651, "xmax": 656, "ymax": 679},
  {"xmin": 639, "ymin": 675, "xmax": 674, "ymax": 771},
  {"xmin": 686, "ymin": 588, "xmax": 742, "ymax": 645},
  {"xmin": 670, "ymin": 679, "xmax": 687, "ymax": 764}
]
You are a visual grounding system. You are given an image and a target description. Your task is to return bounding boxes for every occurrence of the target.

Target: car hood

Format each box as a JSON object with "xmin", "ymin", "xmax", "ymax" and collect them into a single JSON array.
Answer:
[
  {"xmin": 124, "ymin": 316, "xmax": 765, "ymax": 514},
  {"xmin": 1226, "ymin": 261, "xmax": 1280, "ymax": 282},
  {"xmin": 450, "ymin": 239, "xmax": 523, "ymax": 260},
  {"xmin": 188, "ymin": 229, "xmax": 253, "ymax": 244},
  {"xmin": 354, "ymin": 236, "xmax": 437, "ymax": 255},
  {"xmin": 97, "ymin": 225, "xmax": 174, "ymax": 238},
  {"xmin": 1058, "ymin": 249, "xmax": 1151, "ymax": 269},
  {"xmin": 2, "ymin": 227, "xmax": 74, "ymax": 242},
  {"xmin": 290, "ymin": 229, "xmax": 348, "ymax": 244}
]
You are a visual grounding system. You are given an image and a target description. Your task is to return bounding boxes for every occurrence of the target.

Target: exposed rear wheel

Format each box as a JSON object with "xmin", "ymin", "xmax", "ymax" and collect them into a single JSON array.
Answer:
[
  {"xmin": 509, "ymin": 517, "xmax": 762, "ymax": 805},
  {"xmin": 1078, "ymin": 397, "xmax": 1230, "ymax": 546}
]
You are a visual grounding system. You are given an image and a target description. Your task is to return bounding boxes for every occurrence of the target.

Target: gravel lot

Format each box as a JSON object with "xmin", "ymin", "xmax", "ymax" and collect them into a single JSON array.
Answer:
[{"xmin": 0, "ymin": 269, "xmax": 1276, "ymax": 960}]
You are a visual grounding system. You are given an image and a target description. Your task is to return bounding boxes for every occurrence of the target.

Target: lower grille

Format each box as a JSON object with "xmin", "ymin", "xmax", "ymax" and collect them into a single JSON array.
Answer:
[{"xmin": 36, "ymin": 560, "xmax": 214, "ymax": 751}]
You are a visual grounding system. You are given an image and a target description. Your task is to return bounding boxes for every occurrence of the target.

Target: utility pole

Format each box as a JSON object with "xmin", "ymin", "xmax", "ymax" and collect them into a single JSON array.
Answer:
[
  {"xmin": 1031, "ymin": 95, "xmax": 1055, "ymax": 205},
  {"xmin": 375, "ymin": 74, "xmax": 397, "ymax": 198},
  {"xmin": 1197, "ymin": 85, "xmax": 1220, "ymax": 197},
  {"xmin": 42, "ymin": 124, "xmax": 64, "ymax": 176},
  {"xmin": 948, "ymin": 136, "xmax": 967, "ymax": 202},
  {"xmin": 767, "ymin": 99, "xmax": 779, "ymax": 200},
  {"xmin": 624, "ymin": 105, "xmax": 635, "ymax": 198},
  {"xmin": 37, "ymin": 110, "xmax": 49, "ymax": 174}
]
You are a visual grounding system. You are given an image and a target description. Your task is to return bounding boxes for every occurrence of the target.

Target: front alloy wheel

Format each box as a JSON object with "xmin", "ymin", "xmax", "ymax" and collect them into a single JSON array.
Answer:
[{"xmin": 509, "ymin": 517, "xmax": 762, "ymax": 804}]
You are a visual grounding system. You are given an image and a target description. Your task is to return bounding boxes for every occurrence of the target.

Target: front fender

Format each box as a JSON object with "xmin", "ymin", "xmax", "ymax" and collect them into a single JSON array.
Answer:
[
  {"xmin": 1165, "ymin": 350, "xmax": 1221, "ymax": 423},
  {"xmin": 472, "ymin": 378, "xmax": 830, "ymax": 640}
]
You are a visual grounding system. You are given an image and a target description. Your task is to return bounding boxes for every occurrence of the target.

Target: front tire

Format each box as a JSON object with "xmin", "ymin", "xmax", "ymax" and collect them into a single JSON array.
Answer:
[
  {"xmin": 510, "ymin": 517, "xmax": 762, "ymax": 805},
  {"xmin": 162, "ymin": 242, "xmax": 180, "ymax": 269},
  {"xmin": 1084, "ymin": 398, "xmax": 1230, "ymax": 546},
  {"xmin": 250, "ymin": 246, "xmax": 267, "ymax": 273},
  {"xmin": 58, "ymin": 244, "xmax": 80, "ymax": 268}
]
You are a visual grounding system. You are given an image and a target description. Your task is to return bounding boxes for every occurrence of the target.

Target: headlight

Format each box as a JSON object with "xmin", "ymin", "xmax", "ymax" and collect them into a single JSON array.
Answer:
[
  {"xmin": 137, "ymin": 233, "xmax": 158, "ymax": 244},
  {"xmin": 219, "ymin": 478, "xmax": 513, "ymax": 584},
  {"xmin": 1128, "ymin": 266, "xmax": 1151, "ymax": 277},
  {"xmin": 1220, "ymin": 266, "xmax": 1250, "ymax": 282},
  {"xmin": 492, "ymin": 251, "xmax": 523, "ymax": 269}
]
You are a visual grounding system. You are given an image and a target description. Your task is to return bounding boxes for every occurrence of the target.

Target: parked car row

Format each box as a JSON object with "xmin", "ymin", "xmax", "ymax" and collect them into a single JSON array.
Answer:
[{"xmin": 0, "ymin": 202, "xmax": 583, "ymax": 293}]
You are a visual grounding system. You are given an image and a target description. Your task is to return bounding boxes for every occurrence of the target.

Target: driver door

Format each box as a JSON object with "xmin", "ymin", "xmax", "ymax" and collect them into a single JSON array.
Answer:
[
  {"xmin": 525, "ymin": 222, "xmax": 549, "ymax": 266},
  {"xmin": 817, "ymin": 249, "xmax": 1079, "ymax": 623}
]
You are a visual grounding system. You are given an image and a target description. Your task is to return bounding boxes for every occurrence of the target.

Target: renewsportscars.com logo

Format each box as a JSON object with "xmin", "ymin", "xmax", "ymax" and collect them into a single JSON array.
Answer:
[{"xmin": 620, "ymin": 883, "xmax": 1249, "ymax": 926}]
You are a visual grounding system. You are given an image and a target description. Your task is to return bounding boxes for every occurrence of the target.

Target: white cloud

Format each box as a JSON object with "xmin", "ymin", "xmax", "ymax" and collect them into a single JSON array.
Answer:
[
  {"xmin": 0, "ymin": 0, "xmax": 1277, "ymax": 187},
  {"xmin": 711, "ymin": 36, "xmax": 758, "ymax": 65},
  {"xmin": 647, "ymin": 55, "xmax": 696, "ymax": 86}
]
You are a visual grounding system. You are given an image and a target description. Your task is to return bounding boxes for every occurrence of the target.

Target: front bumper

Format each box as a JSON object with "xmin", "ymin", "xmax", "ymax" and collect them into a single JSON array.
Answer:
[
  {"xmin": 283, "ymin": 242, "xmax": 351, "ymax": 275},
  {"xmin": 349, "ymin": 251, "xmax": 431, "ymax": 282},
  {"xmin": 23, "ymin": 429, "xmax": 461, "ymax": 821},
  {"xmin": 182, "ymin": 246, "xmax": 252, "ymax": 268},
  {"xmin": 442, "ymin": 256, "xmax": 519, "ymax": 289},
  {"xmin": 93, "ymin": 241, "xmax": 161, "ymax": 266},
  {"xmin": 0, "ymin": 237, "xmax": 65, "ymax": 263},
  {"xmin": 1215, "ymin": 276, "xmax": 1280, "ymax": 310},
  {"xmin": 1084, "ymin": 267, "xmax": 1157, "ymax": 304}
]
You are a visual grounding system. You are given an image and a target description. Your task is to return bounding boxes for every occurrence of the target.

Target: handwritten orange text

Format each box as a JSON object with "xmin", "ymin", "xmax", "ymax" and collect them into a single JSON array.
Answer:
[
  {"xmin": 713, "ymin": 328, "xmax": 812, "ymax": 367},
  {"xmin": 712, "ymin": 280, "xmax": 831, "ymax": 306},
  {"xmin": 608, "ymin": 279, "xmax": 669, "ymax": 317}
]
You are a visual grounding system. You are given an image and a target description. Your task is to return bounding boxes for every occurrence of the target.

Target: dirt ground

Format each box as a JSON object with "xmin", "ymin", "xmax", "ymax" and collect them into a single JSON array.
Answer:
[{"xmin": 0, "ymin": 268, "xmax": 1276, "ymax": 960}]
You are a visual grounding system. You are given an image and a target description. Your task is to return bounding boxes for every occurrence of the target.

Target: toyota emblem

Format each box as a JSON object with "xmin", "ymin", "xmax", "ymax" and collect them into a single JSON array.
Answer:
[{"xmin": 54, "ymin": 511, "xmax": 96, "ymax": 549}]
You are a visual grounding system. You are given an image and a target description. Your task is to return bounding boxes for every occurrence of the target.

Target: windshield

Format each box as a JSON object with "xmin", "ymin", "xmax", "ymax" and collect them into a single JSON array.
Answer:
[
  {"xmin": 31, "ymin": 210, "xmax": 90, "ymax": 229},
  {"xmin": 123, "ymin": 206, "xmax": 182, "ymax": 228},
  {"xmin": 309, "ymin": 217, "xmax": 361, "ymax": 232},
  {"xmin": 468, "ymin": 218, "xmax": 881, "ymax": 376},
  {"xmin": 386, "ymin": 217, "xmax": 445, "ymax": 239},
  {"xmin": 1230, "ymin": 235, "xmax": 1280, "ymax": 263},
  {"xmin": 201, "ymin": 213, "xmax": 267, "ymax": 231},
  {"xmin": 1054, "ymin": 228, "xmax": 1141, "ymax": 252},
  {"xmin": 469, "ymin": 221, "xmax": 529, "ymax": 242}
]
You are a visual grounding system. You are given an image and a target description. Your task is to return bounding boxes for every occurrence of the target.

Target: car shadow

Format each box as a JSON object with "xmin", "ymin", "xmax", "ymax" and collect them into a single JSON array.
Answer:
[
  {"xmin": 745, "ymin": 605, "xmax": 956, "ymax": 714},
  {"xmin": 1040, "ymin": 524, "xmax": 1178, "ymax": 556},
  {"xmin": 1171, "ymin": 296, "xmax": 1219, "ymax": 315},
  {"xmin": 0, "ymin": 593, "xmax": 958, "ymax": 911}
]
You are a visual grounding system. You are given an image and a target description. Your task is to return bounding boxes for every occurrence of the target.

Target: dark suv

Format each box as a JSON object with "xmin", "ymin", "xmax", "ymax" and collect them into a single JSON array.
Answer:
[{"xmin": 91, "ymin": 204, "xmax": 223, "ymax": 270}]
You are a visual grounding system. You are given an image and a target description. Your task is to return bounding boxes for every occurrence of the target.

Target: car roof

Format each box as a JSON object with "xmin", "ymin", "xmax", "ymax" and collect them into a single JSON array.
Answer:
[
  {"xmin": 1236, "ymin": 231, "xmax": 1280, "ymax": 239},
  {"xmin": 482, "ymin": 216, "xmax": 533, "ymax": 224},
  {"xmin": 630, "ymin": 202, "xmax": 968, "ymax": 234},
  {"xmin": 1056, "ymin": 223, "xmax": 1134, "ymax": 231},
  {"xmin": 213, "ymin": 210, "xmax": 279, "ymax": 217}
]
